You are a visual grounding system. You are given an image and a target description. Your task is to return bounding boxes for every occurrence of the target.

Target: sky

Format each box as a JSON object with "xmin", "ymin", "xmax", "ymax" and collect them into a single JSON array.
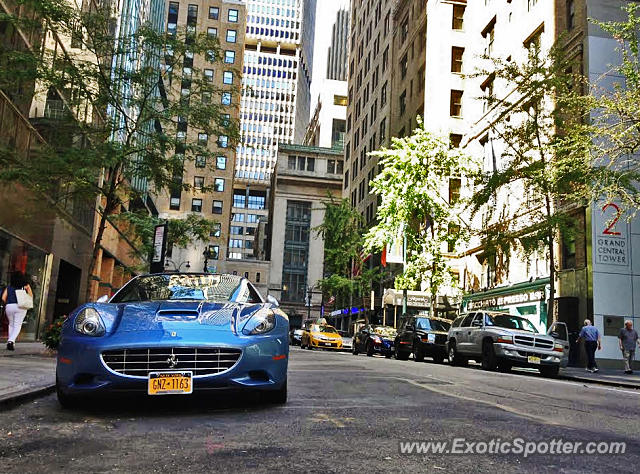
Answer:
[{"xmin": 309, "ymin": 0, "xmax": 350, "ymax": 113}]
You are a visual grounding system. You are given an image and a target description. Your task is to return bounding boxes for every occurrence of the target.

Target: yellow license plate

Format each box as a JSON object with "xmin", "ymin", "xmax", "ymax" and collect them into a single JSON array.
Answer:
[
  {"xmin": 148, "ymin": 371, "xmax": 193, "ymax": 395},
  {"xmin": 528, "ymin": 356, "xmax": 541, "ymax": 365}
]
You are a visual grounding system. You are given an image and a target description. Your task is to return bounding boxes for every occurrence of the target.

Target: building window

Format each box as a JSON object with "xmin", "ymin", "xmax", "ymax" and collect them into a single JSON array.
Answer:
[
  {"xmin": 195, "ymin": 155, "xmax": 206, "ymax": 168},
  {"xmin": 380, "ymin": 81, "xmax": 387, "ymax": 107},
  {"xmin": 229, "ymin": 239, "xmax": 243, "ymax": 249},
  {"xmin": 209, "ymin": 245, "xmax": 220, "ymax": 260},
  {"xmin": 567, "ymin": 0, "xmax": 575, "ymax": 30},
  {"xmin": 170, "ymin": 197, "xmax": 180, "ymax": 210},
  {"xmin": 244, "ymin": 240, "xmax": 253, "ymax": 250},
  {"xmin": 232, "ymin": 213, "xmax": 245, "ymax": 222},
  {"xmin": 211, "ymin": 224, "xmax": 221, "ymax": 238},
  {"xmin": 204, "ymin": 69, "xmax": 214, "ymax": 82},
  {"xmin": 247, "ymin": 214, "xmax": 258, "ymax": 223},
  {"xmin": 209, "ymin": 7, "xmax": 219, "ymax": 20},
  {"xmin": 224, "ymin": 51, "xmax": 235, "ymax": 64},
  {"xmin": 191, "ymin": 198, "xmax": 203, "ymax": 212},
  {"xmin": 334, "ymin": 95, "xmax": 348, "ymax": 106},
  {"xmin": 450, "ymin": 134, "xmax": 463, "ymax": 149},
  {"xmin": 221, "ymin": 92, "xmax": 232, "ymax": 105},
  {"xmin": 226, "ymin": 29, "xmax": 237, "ymax": 43},
  {"xmin": 194, "ymin": 176, "xmax": 204, "ymax": 189},
  {"xmin": 228, "ymin": 9, "xmax": 239, "ymax": 22},
  {"xmin": 216, "ymin": 156, "xmax": 227, "ymax": 169},
  {"xmin": 256, "ymin": 272, "xmax": 261, "ymax": 283},
  {"xmin": 327, "ymin": 160, "xmax": 344, "ymax": 175},
  {"xmin": 207, "ymin": 27, "xmax": 217, "ymax": 38},
  {"xmin": 562, "ymin": 231, "xmax": 577, "ymax": 269},
  {"xmin": 288, "ymin": 155, "xmax": 296, "ymax": 170},
  {"xmin": 248, "ymin": 193, "xmax": 266, "ymax": 210},
  {"xmin": 221, "ymin": 114, "xmax": 230, "ymax": 127},
  {"xmin": 528, "ymin": 0, "xmax": 538, "ymax": 11},
  {"xmin": 399, "ymin": 90, "xmax": 407, "ymax": 116},
  {"xmin": 401, "ymin": 16, "xmax": 409, "ymax": 43},
  {"xmin": 223, "ymin": 71, "xmax": 233, "ymax": 84},
  {"xmin": 449, "ymin": 178, "xmax": 461, "ymax": 204},
  {"xmin": 452, "ymin": 4, "xmax": 465, "ymax": 30},
  {"xmin": 450, "ymin": 90, "xmax": 463, "ymax": 117},
  {"xmin": 379, "ymin": 118, "xmax": 386, "ymax": 143},
  {"xmin": 212, "ymin": 200, "xmax": 223, "ymax": 214},
  {"xmin": 233, "ymin": 192, "xmax": 246, "ymax": 208},
  {"xmin": 400, "ymin": 53, "xmax": 408, "ymax": 79},
  {"xmin": 231, "ymin": 226, "xmax": 243, "ymax": 235},
  {"xmin": 198, "ymin": 133, "xmax": 208, "ymax": 146},
  {"xmin": 451, "ymin": 47, "xmax": 464, "ymax": 73},
  {"xmin": 214, "ymin": 178, "xmax": 224, "ymax": 192},
  {"xmin": 218, "ymin": 135, "xmax": 228, "ymax": 148}
]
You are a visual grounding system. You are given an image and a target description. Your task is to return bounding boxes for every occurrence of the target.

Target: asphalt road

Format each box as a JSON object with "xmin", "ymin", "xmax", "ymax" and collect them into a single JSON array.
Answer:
[{"xmin": 2, "ymin": 348, "xmax": 639, "ymax": 473}]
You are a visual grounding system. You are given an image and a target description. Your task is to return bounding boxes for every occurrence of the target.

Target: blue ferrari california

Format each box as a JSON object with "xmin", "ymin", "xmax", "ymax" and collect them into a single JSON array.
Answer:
[{"xmin": 56, "ymin": 273, "xmax": 289, "ymax": 407}]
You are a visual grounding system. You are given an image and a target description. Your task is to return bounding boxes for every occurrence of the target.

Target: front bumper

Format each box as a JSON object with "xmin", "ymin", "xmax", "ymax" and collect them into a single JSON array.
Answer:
[
  {"xmin": 416, "ymin": 341, "xmax": 447, "ymax": 357},
  {"xmin": 310, "ymin": 338, "xmax": 342, "ymax": 349},
  {"xmin": 56, "ymin": 330, "xmax": 289, "ymax": 397},
  {"xmin": 494, "ymin": 344, "xmax": 563, "ymax": 368}
]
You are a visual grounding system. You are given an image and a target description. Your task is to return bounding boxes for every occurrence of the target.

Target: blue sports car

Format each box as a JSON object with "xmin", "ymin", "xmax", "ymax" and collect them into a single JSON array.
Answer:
[{"xmin": 56, "ymin": 273, "xmax": 289, "ymax": 407}]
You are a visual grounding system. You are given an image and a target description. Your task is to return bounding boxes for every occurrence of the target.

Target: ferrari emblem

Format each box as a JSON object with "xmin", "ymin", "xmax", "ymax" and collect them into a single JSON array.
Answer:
[
  {"xmin": 171, "ymin": 331, "xmax": 177, "ymax": 337},
  {"xmin": 166, "ymin": 354, "xmax": 179, "ymax": 369}
]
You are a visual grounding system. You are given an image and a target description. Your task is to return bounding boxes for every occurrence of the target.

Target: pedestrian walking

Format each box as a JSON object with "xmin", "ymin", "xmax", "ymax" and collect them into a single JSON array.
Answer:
[
  {"xmin": 577, "ymin": 319, "xmax": 601, "ymax": 373},
  {"xmin": 618, "ymin": 320, "xmax": 639, "ymax": 374},
  {"xmin": 1, "ymin": 272, "xmax": 33, "ymax": 350}
]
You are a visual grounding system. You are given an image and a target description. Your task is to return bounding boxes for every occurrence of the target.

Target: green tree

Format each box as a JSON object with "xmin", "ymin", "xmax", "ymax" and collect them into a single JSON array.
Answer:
[
  {"xmin": 364, "ymin": 121, "xmax": 473, "ymax": 317},
  {"xmin": 0, "ymin": 1, "xmax": 239, "ymax": 298},
  {"xmin": 315, "ymin": 196, "xmax": 378, "ymax": 321}
]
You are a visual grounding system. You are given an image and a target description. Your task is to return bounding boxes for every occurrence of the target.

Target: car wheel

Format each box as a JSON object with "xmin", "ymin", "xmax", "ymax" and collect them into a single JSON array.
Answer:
[
  {"xmin": 56, "ymin": 378, "xmax": 78, "ymax": 409},
  {"xmin": 448, "ymin": 342, "xmax": 467, "ymax": 366},
  {"xmin": 414, "ymin": 346, "xmax": 425, "ymax": 362},
  {"xmin": 352, "ymin": 343, "xmax": 359, "ymax": 355},
  {"xmin": 432, "ymin": 354, "xmax": 445, "ymax": 364},
  {"xmin": 540, "ymin": 365, "xmax": 559, "ymax": 378},
  {"xmin": 481, "ymin": 340, "xmax": 498, "ymax": 371},
  {"xmin": 366, "ymin": 341, "xmax": 374, "ymax": 357},
  {"xmin": 263, "ymin": 380, "xmax": 287, "ymax": 404},
  {"xmin": 395, "ymin": 346, "xmax": 409, "ymax": 361}
]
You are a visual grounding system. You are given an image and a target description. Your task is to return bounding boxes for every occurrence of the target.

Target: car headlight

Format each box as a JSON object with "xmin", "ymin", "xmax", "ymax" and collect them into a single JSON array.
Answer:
[
  {"xmin": 242, "ymin": 308, "xmax": 276, "ymax": 335},
  {"xmin": 553, "ymin": 342, "xmax": 564, "ymax": 352},
  {"xmin": 74, "ymin": 307, "xmax": 106, "ymax": 337},
  {"xmin": 496, "ymin": 335, "xmax": 513, "ymax": 344}
]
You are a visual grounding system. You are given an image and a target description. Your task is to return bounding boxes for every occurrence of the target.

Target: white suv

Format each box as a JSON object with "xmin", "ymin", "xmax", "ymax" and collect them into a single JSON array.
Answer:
[{"xmin": 447, "ymin": 312, "xmax": 569, "ymax": 377}]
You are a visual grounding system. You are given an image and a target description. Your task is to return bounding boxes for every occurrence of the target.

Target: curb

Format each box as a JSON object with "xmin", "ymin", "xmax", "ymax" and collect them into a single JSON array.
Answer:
[
  {"xmin": 560, "ymin": 374, "xmax": 640, "ymax": 390},
  {"xmin": 0, "ymin": 384, "xmax": 56, "ymax": 411}
]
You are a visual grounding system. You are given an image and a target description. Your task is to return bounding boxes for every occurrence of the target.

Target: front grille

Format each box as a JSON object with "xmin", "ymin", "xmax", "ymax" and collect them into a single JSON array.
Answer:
[
  {"xmin": 101, "ymin": 347, "xmax": 242, "ymax": 378},
  {"xmin": 514, "ymin": 335, "xmax": 554, "ymax": 350},
  {"xmin": 517, "ymin": 351, "xmax": 547, "ymax": 358}
]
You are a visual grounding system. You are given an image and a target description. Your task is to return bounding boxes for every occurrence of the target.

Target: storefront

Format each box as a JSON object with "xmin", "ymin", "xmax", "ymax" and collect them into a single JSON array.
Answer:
[
  {"xmin": 382, "ymin": 289, "xmax": 459, "ymax": 327},
  {"xmin": 461, "ymin": 278, "xmax": 550, "ymax": 332},
  {"xmin": 0, "ymin": 228, "xmax": 50, "ymax": 341}
]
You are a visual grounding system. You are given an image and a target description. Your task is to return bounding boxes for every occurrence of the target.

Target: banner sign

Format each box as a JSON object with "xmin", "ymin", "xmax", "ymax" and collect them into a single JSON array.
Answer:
[{"xmin": 150, "ymin": 223, "xmax": 168, "ymax": 273}]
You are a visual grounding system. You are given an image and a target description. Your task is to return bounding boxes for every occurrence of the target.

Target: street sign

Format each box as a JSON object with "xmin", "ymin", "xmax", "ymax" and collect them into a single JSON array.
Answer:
[{"xmin": 150, "ymin": 223, "xmax": 168, "ymax": 273}]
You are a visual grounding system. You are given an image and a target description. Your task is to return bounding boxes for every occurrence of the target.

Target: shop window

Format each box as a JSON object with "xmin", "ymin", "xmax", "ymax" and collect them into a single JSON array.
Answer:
[{"xmin": 562, "ymin": 231, "xmax": 576, "ymax": 269}]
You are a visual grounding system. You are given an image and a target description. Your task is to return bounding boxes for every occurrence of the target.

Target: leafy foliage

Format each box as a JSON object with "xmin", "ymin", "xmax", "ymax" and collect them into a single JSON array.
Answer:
[
  {"xmin": 0, "ymin": 0, "xmax": 239, "ymax": 296},
  {"xmin": 42, "ymin": 317, "xmax": 64, "ymax": 351},
  {"xmin": 365, "ymin": 120, "xmax": 474, "ymax": 306}
]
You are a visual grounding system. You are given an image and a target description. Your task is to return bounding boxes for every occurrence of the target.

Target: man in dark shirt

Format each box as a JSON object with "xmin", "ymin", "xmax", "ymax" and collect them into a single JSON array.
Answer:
[
  {"xmin": 619, "ymin": 320, "xmax": 639, "ymax": 374},
  {"xmin": 577, "ymin": 319, "xmax": 601, "ymax": 373}
]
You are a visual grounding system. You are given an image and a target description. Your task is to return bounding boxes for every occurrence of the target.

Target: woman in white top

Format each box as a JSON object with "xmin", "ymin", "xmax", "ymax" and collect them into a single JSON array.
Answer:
[{"xmin": 2, "ymin": 272, "xmax": 33, "ymax": 350}]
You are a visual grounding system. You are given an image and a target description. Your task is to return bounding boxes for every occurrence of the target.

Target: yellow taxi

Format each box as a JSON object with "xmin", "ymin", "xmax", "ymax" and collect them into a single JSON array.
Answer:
[{"xmin": 301, "ymin": 324, "xmax": 343, "ymax": 350}]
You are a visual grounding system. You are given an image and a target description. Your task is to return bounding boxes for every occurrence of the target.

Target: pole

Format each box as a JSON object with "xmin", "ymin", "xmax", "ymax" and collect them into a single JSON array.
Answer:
[
  {"xmin": 402, "ymin": 232, "xmax": 408, "ymax": 317},
  {"xmin": 306, "ymin": 286, "xmax": 311, "ymax": 322}
]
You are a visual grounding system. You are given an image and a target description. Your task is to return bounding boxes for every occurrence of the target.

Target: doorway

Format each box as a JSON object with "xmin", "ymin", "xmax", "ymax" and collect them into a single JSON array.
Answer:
[{"xmin": 53, "ymin": 260, "xmax": 82, "ymax": 319}]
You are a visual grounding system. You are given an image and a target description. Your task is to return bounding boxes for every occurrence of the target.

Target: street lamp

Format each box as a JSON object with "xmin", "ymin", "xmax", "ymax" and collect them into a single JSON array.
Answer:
[{"xmin": 164, "ymin": 259, "xmax": 191, "ymax": 272}]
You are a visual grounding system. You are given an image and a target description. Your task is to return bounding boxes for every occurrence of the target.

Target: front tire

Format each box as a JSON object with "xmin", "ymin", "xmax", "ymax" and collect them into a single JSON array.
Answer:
[
  {"xmin": 395, "ymin": 346, "xmax": 410, "ymax": 361},
  {"xmin": 263, "ymin": 380, "xmax": 287, "ymax": 404},
  {"xmin": 414, "ymin": 345, "xmax": 425, "ymax": 362},
  {"xmin": 448, "ymin": 342, "xmax": 467, "ymax": 367},
  {"xmin": 481, "ymin": 340, "xmax": 498, "ymax": 371},
  {"xmin": 56, "ymin": 378, "xmax": 78, "ymax": 409},
  {"xmin": 366, "ymin": 341, "xmax": 374, "ymax": 357}
]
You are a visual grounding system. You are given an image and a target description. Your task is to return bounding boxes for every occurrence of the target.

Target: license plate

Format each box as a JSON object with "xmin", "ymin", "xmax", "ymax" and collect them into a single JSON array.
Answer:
[
  {"xmin": 323, "ymin": 342, "xmax": 332, "ymax": 346},
  {"xmin": 148, "ymin": 371, "xmax": 193, "ymax": 395},
  {"xmin": 528, "ymin": 356, "xmax": 541, "ymax": 365}
]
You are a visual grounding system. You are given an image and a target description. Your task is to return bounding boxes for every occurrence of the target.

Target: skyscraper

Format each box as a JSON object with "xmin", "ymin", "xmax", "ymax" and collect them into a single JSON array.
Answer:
[
  {"xmin": 326, "ymin": 8, "xmax": 349, "ymax": 81},
  {"xmin": 236, "ymin": 0, "xmax": 316, "ymax": 183}
]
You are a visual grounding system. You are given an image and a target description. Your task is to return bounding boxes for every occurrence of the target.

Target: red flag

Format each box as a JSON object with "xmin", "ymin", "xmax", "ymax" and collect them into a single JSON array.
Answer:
[{"xmin": 381, "ymin": 244, "xmax": 387, "ymax": 267}]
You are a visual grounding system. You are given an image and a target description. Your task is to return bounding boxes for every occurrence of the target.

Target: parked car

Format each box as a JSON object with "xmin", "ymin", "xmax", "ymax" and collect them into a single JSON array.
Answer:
[
  {"xmin": 394, "ymin": 314, "xmax": 451, "ymax": 363},
  {"xmin": 56, "ymin": 273, "xmax": 289, "ymax": 407},
  {"xmin": 447, "ymin": 311, "xmax": 569, "ymax": 377},
  {"xmin": 337, "ymin": 330, "xmax": 353, "ymax": 351},
  {"xmin": 290, "ymin": 328, "xmax": 304, "ymax": 346},
  {"xmin": 301, "ymin": 324, "xmax": 343, "ymax": 350},
  {"xmin": 353, "ymin": 325, "xmax": 396, "ymax": 357}
]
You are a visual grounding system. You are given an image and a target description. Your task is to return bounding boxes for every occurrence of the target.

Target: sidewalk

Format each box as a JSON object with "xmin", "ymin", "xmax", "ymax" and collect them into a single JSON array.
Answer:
[
  {"xmin": 561, "ymin": 366, "xmax": 640, "ymax": 389},
  {"xmin": 0, "ymin": 342, "xmax": 56, "ymax": 408}
]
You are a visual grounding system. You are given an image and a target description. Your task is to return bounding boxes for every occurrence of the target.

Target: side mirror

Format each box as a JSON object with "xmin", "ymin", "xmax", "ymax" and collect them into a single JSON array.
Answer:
[
  {"xmin": 267, "ymin": 294, "xmax": 280, "ymax": 307},
  {"xmin": 96, "ymin": 295, "xmax": 109, "ymax": 303},
  {"xmin": 550, "ymin": 331, "xmax": 559, "ymax": 338}
]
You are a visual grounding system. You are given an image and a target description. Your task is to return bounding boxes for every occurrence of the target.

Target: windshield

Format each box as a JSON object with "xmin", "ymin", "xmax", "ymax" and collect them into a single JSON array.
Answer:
[
  {"xmin": 373, "ymin": 326, "xmax": 397, "ymax": 338},
  {"xmin": 318, "ymin": 326, "xmax": 338, "ymax": 334},
  {"xmin": 415, "ymin": 317, "xmax": 451, "ymax": 332},
  {"xmin": 111, "ymin": 274, "xmax": 263, "ymax": 304},
  {"xmin": 489, "ymin": 314, "xmax": 538, "ymax": 333}
]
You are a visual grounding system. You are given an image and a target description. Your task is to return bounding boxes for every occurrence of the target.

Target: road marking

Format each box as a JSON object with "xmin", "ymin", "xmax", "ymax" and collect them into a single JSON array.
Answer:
[{"xmin": 309, "ymin": 413, "xmax": 354, "ymax": 428}]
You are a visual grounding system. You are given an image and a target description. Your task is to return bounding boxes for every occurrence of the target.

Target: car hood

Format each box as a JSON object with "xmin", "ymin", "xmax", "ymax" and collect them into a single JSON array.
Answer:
[{"xmin": 94, "ymin": 301, "xmax": 265, "ymax": 334}]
